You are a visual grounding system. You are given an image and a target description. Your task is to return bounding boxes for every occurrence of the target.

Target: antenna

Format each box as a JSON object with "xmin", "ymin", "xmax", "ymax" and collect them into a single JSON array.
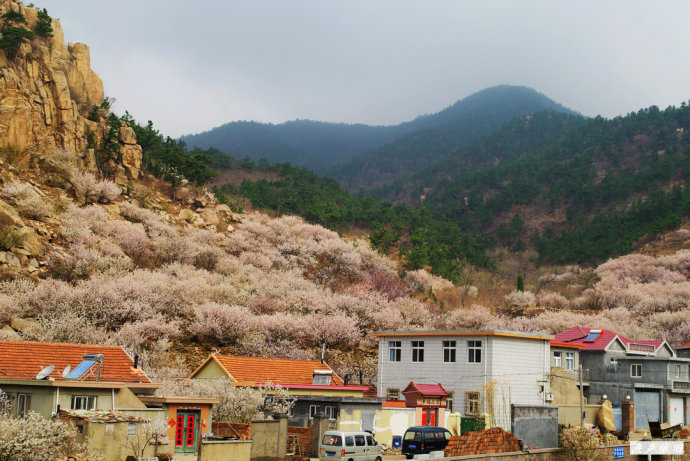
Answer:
[
  {"xmin": 62, "ymin": 366, "xmax": 71, "ymax": 378},
  {"xmin": 36, "ymin": 365, "xmax": 55, "ymax": 380}
]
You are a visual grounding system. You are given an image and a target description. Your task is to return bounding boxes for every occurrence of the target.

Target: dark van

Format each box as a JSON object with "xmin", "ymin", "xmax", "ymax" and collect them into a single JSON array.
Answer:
[{"xmin": 402, "ymin": 426, "xmax": 452, "ymax": 459}]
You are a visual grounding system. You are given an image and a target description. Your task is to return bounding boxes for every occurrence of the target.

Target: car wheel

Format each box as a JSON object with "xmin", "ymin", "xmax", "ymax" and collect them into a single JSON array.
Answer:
[{"xmin": 375, "ymin": 457, "xmax": 382, "ymax": 461}]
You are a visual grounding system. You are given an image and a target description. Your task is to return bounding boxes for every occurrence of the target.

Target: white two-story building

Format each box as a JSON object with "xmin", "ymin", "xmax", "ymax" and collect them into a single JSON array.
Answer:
[{"xmin": 374, "ymin": 329, "xmax": 553, "ymax": 429}]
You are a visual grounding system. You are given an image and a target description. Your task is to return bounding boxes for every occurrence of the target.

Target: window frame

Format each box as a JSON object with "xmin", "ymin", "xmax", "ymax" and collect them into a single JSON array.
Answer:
[
  {"xmin": 309, "ymin": 404, "xmax": 319, "ymax": 419},
  {"xmin": 411, "ymin": 340, "xmax": 425, "ymax": 363},
  {"xmin": 386, "ymin": 388, "xmax": 401, "ymax": 400},
  {"xmin": 564, "ymin": 352, "xmax": 575, "ymax": 371},
  {"xmin": 552, "ymin": 351, "xmax": 562, "ymax": 367},
  {"xmin": 674, "ymin": 364, "xmax": 681, "ymax": 378},
  {"xmin": 324, "ymin": 405, "xmax": 336, "ymax": 420},
  {"xmin": 15, "ymin": 393, "xmax": 30, "ymax": 417},
  {"xmin": 446, "ymin": 391, "xmax": 455, "ymax": 412},
  {"xmin": 70, "ymin": 395, "xmax": 97, "ymax": 411},
  {"xmin": 443, "ymin": 340, "xmax": 457, "ymax": 363},
  {"xmin": 467, "ymin": 340, "xmax": 482, "ymax": 364},
  {"xmin": 389, "ymin": 341, "xmax": 402, "ymax": 362},
  {"xmin": 630, "ymin": 363, "xmax": 642, "ymax": 378},
  {"xmin": 465, "ymin": 391, "xmax": 481, "ymax": 416}
]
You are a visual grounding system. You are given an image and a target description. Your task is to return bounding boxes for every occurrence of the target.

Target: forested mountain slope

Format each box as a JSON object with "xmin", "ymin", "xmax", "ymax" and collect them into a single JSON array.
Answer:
[
  {"xmin": 181, "ymin": 86, "xmax": 575, "ymax": 176},
  {"xmin": 329, "ymin": 86, "xmax": 577, "ymax": 191}
]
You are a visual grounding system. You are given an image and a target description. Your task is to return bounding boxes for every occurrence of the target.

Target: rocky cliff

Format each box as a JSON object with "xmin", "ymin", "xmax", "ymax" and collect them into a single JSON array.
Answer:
[{"xmin": 0, "ymin": 0, "xmax": 141, "ymax": 183}]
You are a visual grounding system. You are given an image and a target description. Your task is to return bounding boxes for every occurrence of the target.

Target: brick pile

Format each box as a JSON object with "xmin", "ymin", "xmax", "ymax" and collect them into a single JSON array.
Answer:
[
  {"xmin": 444, "ymin": 427, "xmax": 521, "ymax": 457},
  {"xmin": 287, "ymin": 425, "xmax": 313, "ymax": 460},
  {"xmin": 212, "ymin": 421, "xmax": 251, "ymax": 440}
]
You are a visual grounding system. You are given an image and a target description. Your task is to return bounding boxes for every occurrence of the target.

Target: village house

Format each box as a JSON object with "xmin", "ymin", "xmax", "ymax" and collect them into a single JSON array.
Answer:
[
  {"xmin": 555, "ymin": 326, "xmax": 690, "ymax": 428},
  {"xmin": 189, "ymin": 354, "xmax": 383, "ymax": 428},
  {"xmin": 0, "ymin": 340, "xmax": 157, "ymax": 418},
  {"xmin": 374, "ymin": 329, "xmax": 553, "ymax": 429},
  {"xmin": 677, "ymin": 341, "xmax": 690, "ymax": 359}
]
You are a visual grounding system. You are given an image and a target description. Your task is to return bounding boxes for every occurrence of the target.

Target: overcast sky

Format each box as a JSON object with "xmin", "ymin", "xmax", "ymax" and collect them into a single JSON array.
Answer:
[{"xmin": 39, "ymin": 0, "xmax": 690, "ymax": 138}]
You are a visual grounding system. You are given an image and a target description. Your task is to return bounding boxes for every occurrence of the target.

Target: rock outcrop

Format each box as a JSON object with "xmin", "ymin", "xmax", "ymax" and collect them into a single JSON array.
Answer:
[{"xmin": 0, "ymin": 0, "xmax": 141, "ymax": 183}]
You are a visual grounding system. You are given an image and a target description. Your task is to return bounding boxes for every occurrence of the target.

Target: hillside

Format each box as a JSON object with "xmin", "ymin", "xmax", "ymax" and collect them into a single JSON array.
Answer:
[
  {"xmin": 330, "ymin": 85, "xmax": 578, "ymax": 191},
  {"xmin": 0, "ymin": 0, "xmax": 688, "ymax": 387},
  {"xmin": 180, "ymin": 86, "xmax": 575, "ymax": 176}
]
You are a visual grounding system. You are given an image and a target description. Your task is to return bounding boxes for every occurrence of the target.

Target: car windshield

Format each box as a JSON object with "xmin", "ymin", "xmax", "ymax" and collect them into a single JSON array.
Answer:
[{"xmin": 322, "ymin": 435, "xmax": 342, "ymax": 446}]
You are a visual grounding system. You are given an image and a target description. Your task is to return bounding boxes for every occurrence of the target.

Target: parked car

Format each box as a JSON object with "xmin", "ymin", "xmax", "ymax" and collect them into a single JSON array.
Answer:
[
  {"xmin": 402, "ymin": 426, "xmax": 452, "ymax": 459},
  {"xmin": 318, "ymin": 430, "xmax": 383, "ymax": 461}
]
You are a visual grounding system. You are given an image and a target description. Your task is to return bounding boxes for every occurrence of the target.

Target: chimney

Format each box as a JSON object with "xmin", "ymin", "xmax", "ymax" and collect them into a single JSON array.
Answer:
[
  {"xmin": 133, "ymin": 353, "xmax": 139, "ymax": 369},
  {"xmin": 622, "ymin": 398, "xmax": 635, "ymax": 435}
]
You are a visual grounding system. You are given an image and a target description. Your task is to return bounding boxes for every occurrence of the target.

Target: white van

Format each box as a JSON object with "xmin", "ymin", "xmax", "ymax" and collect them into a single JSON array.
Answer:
[{"xmin": 318, "ymin": 430, "xmax": 383, "ymax": 461}]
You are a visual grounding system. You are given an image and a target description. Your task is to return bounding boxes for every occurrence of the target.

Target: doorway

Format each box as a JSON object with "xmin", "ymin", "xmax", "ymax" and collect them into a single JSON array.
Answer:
[{"xmin": 175, "ymin": 410, "xmax": 200, "ymax": 453}]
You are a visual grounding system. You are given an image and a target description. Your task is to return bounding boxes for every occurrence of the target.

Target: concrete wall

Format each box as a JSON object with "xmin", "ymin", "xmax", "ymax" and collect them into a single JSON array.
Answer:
[
  {"xmin": 510, "ymin": 405, "xmax": 558, "ymax": 449},
  {"xmin": 250, "ymin": 416, "xmax": 288, "ymax": 461},
  {"xmin": 73, "ymin": 420, "xmax": 167, "ymax": 461},
  {"xmin": 443, "ymin": 441, "xmax": 690, "ymax": 460},
  {"xmin": 201, "ymin": 440, "xmax": 251, "ymax": 461}
]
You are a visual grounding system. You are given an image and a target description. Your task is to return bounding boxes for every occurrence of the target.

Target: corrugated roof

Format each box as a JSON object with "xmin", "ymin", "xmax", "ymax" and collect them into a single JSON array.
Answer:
[
  {"xmin": 193, "ymin": 354, "xmax": 344, "ymax": 386},
  {"xmin": 0, "ymin": 340, "xmax": 150, "ymax": 383},
  {"xmin": 554, "ymin": 326, "xmax": 663, "ymax": 351},
  {"xmin": 550, "ymin": 340, "xmax": 585, "ymax": 349}
]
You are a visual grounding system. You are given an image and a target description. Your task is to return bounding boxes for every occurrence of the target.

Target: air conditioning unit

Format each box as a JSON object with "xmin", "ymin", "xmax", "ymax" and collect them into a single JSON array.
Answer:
[{"xmin": 545, "ymin": 393, "xmax": 554, "ymax": 402}]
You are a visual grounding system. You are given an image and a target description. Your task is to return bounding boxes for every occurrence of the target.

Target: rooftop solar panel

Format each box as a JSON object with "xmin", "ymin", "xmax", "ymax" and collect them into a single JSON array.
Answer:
[
  {"xmin": 583, "ymin": 330, "xmax": 602, "ymax": 342},
  {"xmin": 65, "ymin": 360, "xmax": 97, "ymax": 380}
]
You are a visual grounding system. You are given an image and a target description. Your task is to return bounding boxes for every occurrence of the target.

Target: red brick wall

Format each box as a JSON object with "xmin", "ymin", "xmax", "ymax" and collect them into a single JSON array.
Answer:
[
  {"xmin": 287, "ymin": 426, "xmax": 313, "ymax": 460},
  {"xmin": 444, "ymin": 427, "xmax": 521, "ymax": 457},
  {"xmin": 212, "ymin": 421, "xmax": 251, "ymax": 440}
]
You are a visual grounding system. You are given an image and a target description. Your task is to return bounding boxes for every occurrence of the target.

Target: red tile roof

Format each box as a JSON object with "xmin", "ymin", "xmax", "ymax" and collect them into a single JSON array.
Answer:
[
  {"xmin": 0, "ymin": 340, "xmax": 150, "ymax": 383},
  {"xmin": 678, "ymin": 341, "xmax": 690, "ymax": 349},
  {"xmin": 403, "ymin": 382, "xmax": 449, "ymax": 397},
  {"xmin": 554, "ymin": 326, "xmax": 663, "ymax": 351},
  {"xmin": 192, "ymin": 354, "xmax": 344, "ymax": 386}
]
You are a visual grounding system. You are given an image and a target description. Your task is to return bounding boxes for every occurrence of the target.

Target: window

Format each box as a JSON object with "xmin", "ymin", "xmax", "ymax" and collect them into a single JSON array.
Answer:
[
  {"xmin": 446, "ymin": 391, "xmax": 455, "ymax": 412},
  {"xmin": 389, "ymin": 341, "xmax": 401, "ymax": 362},
  {"xmin": 386, "ymin": 388, "xmax": 401, "ymax": 400},
  {"xmin": 443, "ymin": 341, "xmax": 456, "ymax": 363},
  {"xmin": 565, "ymin": 352, "xmax": 575, "ymax": 371},
  {"xmin": 354, "ymin": 435, "xmax": 365, "ymax": 446},
  {"xmin": 675, "ymin": 364, "xmax": 681, "ymax": 378},
  {"xmin": 345, "ymin": 436, "xmax": 354, "ymax": 447},
  {"xmin": 71, "ymin": 395, "xmax": 96, "ymax": 410},
  {"xmin": 553, "ymin": 351, "xmax": 562, "ymax": 367},
  {"xmin": 631, "ymin": 364, "xmax": 642, "ymax": 378},
  {"xmin": 15, "ymin": 393, "xmax": 30, "ymax": 417},
  {"xmin": 325, "ymin": 406, "xmax": 336, "ymax": 420},
  {"xmin": 366, "ymin": 435, "xmax": 375, "ymax": 446},
  {"xmin": 465, "ymin": 391, "xmax": 480, "ymax": 416},
  {"xmin": 412, "ymin": 341, "xmax": 424, "ymax": 362},
  {"xmin": 468, "ymin": 341, "xmax": 482, "ymax": 363},
  {"xmin": 309, "ymin": 405, "xmax": 319, "ymax": 418}
]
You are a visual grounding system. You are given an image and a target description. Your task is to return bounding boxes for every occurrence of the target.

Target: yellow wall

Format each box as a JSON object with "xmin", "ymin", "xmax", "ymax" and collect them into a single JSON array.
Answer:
[
  {"xmin": 558, "ymin": 404, "xmax": 601, "ymax": 426},
  {"xmin": 193, "ymin": 360, "xmax": 228, "ymax": 379},
  {"xmin": 115, "ymin": 387, "xmax": 148, "ymax": 409},
  {"xmin": 288, "ymin": 388, "xmax": 364, "ymax": 397},
  {"xmin": 74, "ymin": 420, "xmax": 168, "ymax": 461},
  {"xmin": 373, "ymin": 408, "xmax": 416, "ymax": 447},
  {"xmin": 200, "ymin": 440, "xmax": 251, "ymax": 461},
  {"xmin": 550, "ymin": 367, "xmax": 582, "ymax": 405}
]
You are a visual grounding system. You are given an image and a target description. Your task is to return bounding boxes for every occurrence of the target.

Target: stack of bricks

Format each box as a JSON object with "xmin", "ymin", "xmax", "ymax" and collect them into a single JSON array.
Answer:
[
  {"xmin": 212, "ymin": 421, "xmax": 252, "ymax": 440},
  {"xmin": 444, "ymin": 427, "xmax": 521, "ymax": 457},
  {"xmin": 287, "ymin": 425, "xmax": 313, "ymax": 460}
]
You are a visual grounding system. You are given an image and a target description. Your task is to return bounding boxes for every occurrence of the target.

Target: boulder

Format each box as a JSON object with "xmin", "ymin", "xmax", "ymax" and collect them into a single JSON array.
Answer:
[
  {"xmin": 215, "ymin": 204, "xmax": 232, "ymax": 214},
  {"xmin": 16, "ymin": 227, "xmax": 41, "ymax": 255},
  {"xmin": 198, "ymin": 208, "xmax": 220, "ymax": 226},
  {"xmin": 179, "ymin": 209, "xmax": 200, "ymax": 223},
  {"xmin": 597, "ymin": 400, "xmax": 616, "ymax": 433},
  {"xmin": 10, "ymin": 317, "xmax": 39, "ymax": 333},
  {"xmin": 0, "ymin": 325, "xmax": 20, "ymax": 339}
]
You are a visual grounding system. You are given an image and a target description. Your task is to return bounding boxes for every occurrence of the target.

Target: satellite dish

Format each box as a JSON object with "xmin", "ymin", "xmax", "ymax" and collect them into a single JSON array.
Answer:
[
  {"xmin": 62, "ymin": 366, "xmax": 71, "ymax": 378},
  {"xmin": 36, "ymin": 365, "xmax": 55, "ymax": 380}
]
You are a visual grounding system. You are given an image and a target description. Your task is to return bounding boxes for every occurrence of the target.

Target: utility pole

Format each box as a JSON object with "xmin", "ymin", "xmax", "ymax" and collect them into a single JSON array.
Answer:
[{"xmin": 579, "ymin": 365, "xmax": 584, "ymax": 427}]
